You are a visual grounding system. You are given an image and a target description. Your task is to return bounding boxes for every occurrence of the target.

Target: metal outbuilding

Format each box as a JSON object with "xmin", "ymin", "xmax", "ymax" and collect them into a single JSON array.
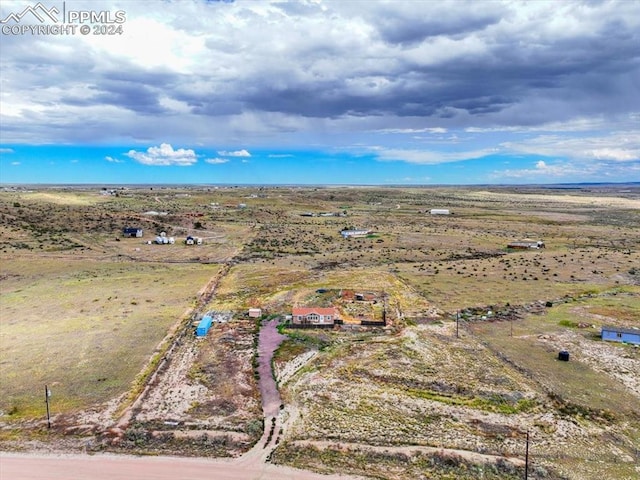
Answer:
[
  {"xmin": 123, "ymin": 227, "xmax": 143, "ymax": 238},
  {"xmin": 601, "ymin": 326, "xmax": 640, "ymax": 345}
]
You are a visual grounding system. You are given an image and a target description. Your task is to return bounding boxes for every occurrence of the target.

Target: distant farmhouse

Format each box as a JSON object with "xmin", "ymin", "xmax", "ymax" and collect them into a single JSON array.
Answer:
[
  {"xmin": 507, "ymin": 240, "xmax": 545, "ymax": 249},
  {"xmin": 185, "ymin": 235, "xmax": 203, "ymax": 245},
  {"xmin": 292, "ymin": 307, "xmax": 340, "ymax": 327},
  {"xmin": 301, "ymin": 212, "xmax": 346, "ymax": 217},
  {"xmin": 123, "ymin": 227, "xmax": 143, "ymax": 238},
  {"xmin": 601, "ymin": 326, "xmax": 640, "ymax": 345},
  {"xmin": 429, "ymin": 209, "xmax": 450, "ymax": 215},
  {"xmin": 341, "ymin": 229, "xmax": 371, "ymax": 239}
]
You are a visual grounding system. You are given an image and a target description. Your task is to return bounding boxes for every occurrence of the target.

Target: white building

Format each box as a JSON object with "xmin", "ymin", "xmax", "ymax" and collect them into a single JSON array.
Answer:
[{"xmin": 341, "ymin": 229, "xmax": 370, "ymax": 238}]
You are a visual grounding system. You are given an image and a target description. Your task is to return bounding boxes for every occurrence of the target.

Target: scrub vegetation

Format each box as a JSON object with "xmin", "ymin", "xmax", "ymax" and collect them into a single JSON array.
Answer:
[{"xmin": 1, "ymin": 184, "xmax": 639, "ymax": 478}]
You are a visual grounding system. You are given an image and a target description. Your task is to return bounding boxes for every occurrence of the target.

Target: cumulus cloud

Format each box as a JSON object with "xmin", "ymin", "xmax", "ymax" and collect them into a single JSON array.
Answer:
[
  {"xmin": 126, "ymin": 143, "xmax": 198, "ymax": 166},
  {"xmin": 105, "ymin": 156, "xmax": 123, "ymax": 163},
  {"xmin": 0, "ymin": 148, "xmax": 15, "ymax": 153},
  {"xmin": 590, "ymin": 148, "xmax": 637, "ymax": 162},
  {"xmin": 217, "ymin": 149, "xmax": 251, "ymax": 157},
  {"xmin": 205, "ymin": 157, "xmax": 229, "ymax": 164}
]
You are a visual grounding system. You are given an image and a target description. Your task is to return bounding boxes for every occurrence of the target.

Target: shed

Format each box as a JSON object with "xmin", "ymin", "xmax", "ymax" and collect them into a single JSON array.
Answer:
[
  {"xmin": 248, "ymin": 308, "xmax": 262, "ymax": 318},
  {"xmin": 429, "ymin": 209, "xmax": 450, "ymax": 215},
  {"xmin": 196, "ymin": 315, "xmax": 213, "ymax": 337},
  {"xmin": 601, "ymin": 326, "xmax": 640, "ymax": 345},
  {"xmin": 123, "ymin": 227, "xmax": 143, "ymax": 238}
]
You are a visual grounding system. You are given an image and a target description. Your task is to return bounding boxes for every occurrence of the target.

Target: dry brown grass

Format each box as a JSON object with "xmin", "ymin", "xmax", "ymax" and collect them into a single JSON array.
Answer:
[
  {"xmin": 1, "ymin": 184, "xmax": 639, "ymax": 477},
  {"xmin": 0, "ymin": 257, "xmax": 220, "ymax": 417}
]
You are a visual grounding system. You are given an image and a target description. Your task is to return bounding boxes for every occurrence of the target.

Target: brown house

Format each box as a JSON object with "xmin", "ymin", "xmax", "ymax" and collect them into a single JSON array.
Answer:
[{"xmin": 291, "ymin": 307, "xmax": 339, "ymax": 326}]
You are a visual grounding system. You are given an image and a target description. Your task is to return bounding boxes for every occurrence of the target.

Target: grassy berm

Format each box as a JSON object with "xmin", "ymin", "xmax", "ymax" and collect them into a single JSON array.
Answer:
[{"xmin": 1, "ymin": 185, "xmax": 639, "ymax": 479}]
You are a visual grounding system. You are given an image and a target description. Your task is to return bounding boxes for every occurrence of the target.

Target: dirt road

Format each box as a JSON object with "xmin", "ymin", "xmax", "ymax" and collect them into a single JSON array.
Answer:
[{"xmin": 0, "ymin": 452, "xmax": 364, "ymax": 480}]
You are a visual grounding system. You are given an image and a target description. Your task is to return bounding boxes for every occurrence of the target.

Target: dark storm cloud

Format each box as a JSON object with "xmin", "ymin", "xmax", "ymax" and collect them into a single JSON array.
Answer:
[
  {"xmin": 216, "ymin": 0, "xmax": 639, "ymax": 124},
  {"xmin": 89, "ymin": 80, "xmax": 167, "ymax": 115},
  {"xmin": 1, "ymin": 0, "xmax": 638, "ymax": 159},
  {"xmin": 372, "ymin": 8, "xmax": 502, "ymax": 46}
]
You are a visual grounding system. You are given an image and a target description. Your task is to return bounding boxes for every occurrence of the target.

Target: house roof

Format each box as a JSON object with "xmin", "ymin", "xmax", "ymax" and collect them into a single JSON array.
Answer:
[
  {"xmin": 601, "ymin": 325, "xmax": 640, "ymax": 336},
  {"xmin": 292, "ymin": 307, "xmax": 338, "ymax": 316}
]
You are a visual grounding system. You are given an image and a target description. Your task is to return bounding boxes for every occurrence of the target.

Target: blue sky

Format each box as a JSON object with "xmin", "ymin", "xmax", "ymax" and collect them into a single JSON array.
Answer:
[{"xmin": 1, "ymin": 0, "xmax": 639, "ymax": 185}]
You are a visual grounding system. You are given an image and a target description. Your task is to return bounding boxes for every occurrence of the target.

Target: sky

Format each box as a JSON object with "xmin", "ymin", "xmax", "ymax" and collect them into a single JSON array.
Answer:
[{"xmin": 0, "ymin": 0, "xmax": 639, "ymax": 185}]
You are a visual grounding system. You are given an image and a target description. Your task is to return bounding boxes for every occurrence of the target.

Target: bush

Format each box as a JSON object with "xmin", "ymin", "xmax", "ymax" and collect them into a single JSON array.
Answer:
[{"xmin": 558, "ymin": 319, "xmax": 577, "ymax": 328}]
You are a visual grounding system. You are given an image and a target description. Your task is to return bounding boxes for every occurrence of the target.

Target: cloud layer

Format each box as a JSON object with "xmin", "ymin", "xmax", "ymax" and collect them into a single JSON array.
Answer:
[{"xmin": 1, "ymin": 0, "xmax": 638, "ymax": 182}]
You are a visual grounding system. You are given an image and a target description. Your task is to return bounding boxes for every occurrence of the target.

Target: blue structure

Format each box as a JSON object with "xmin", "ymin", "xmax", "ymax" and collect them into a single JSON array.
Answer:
[
  {"xmin": 196, "ymin": 315, "xmax": 213, "ymax": 337},
  {"xmin": 601, "ymin": 326, "xmax": 640, "ymax": 345}
]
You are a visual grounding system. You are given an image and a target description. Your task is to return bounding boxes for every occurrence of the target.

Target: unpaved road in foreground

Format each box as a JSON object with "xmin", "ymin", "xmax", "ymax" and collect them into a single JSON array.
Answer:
[{"xmin": 0, "ymin": 452, "xmax": 364, "ymax": 480}]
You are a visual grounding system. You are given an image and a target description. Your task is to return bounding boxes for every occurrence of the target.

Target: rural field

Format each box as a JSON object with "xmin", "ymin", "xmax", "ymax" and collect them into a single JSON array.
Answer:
[{"xmin": 0, "ymin": 184, "xmax": 639, "ymax": 479}]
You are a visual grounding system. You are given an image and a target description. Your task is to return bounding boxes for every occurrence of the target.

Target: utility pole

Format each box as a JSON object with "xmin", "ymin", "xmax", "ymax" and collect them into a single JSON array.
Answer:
[
  {"xmin": 45, "ymin": 385, "xmax": 51, "ymax": 429},
  {"xmin": 524, "ymin": 430, "xmax": 530, "ymax": 480}
]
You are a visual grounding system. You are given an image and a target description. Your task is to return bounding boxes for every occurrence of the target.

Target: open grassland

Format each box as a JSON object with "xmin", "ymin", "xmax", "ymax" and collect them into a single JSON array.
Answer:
[
  {"xmin": 207, "ymin": 262, "xmax": 437, "ymax": 321},
  {"xmin": 17, "ymin": 191, "xmax": 112, "ymax": 206},
  {"xmin": 0, "ymin": 258, "xmax": 220, "ymax": 418},
  {"xmin": 1, "ymin": 184, "xmax": 639, "ymax": 477},
  {"xmin": 0, "ymin": 188, "xmax": 253, "ymax": 260}
]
